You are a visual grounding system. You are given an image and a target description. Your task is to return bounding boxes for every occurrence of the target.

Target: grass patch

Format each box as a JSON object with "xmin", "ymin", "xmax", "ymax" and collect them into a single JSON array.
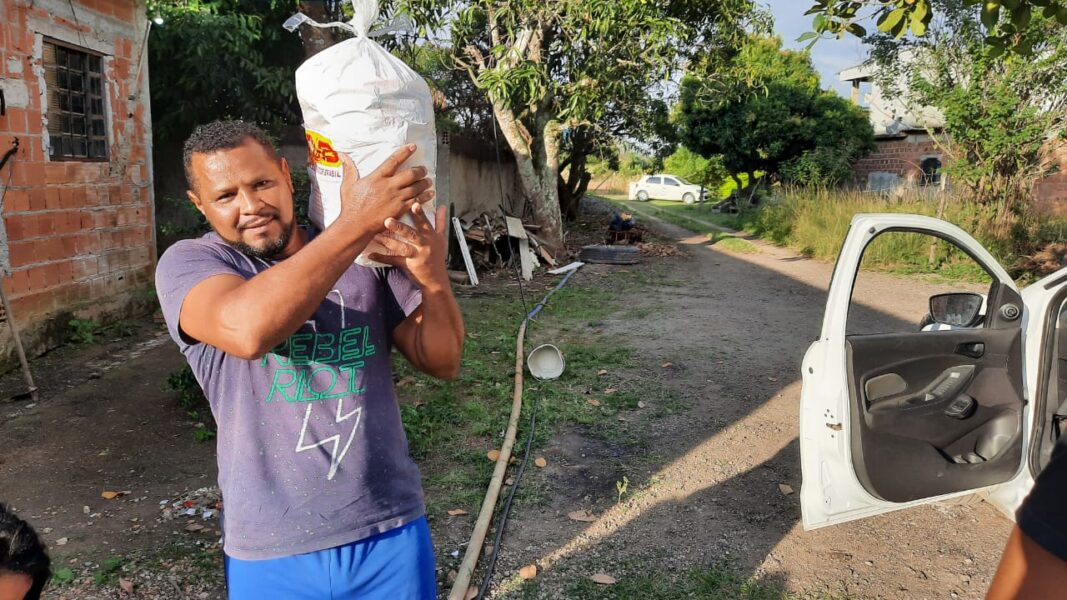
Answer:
[
  {"xmin": 736, "ymin": 188, "xmax": 1066, "ymax": 282},
  {"xmin": 598, "ymin": 187, "xmax": 1064, "ymax": 283},
  {"xmin": 163, "ymin": 365, "xmax": 216, "ymax": 440},
  {"xmin": 596, "ymin": 194, "xmax": 740, "ymax": 236},
  {"xmin": 712, "ymin": 236, "xmax": 758, "ymax": 254},
  {"xmin": 396, "ymin": 270, "xmax": 665, "ymax": 516},
  {"xmin": 51, "ymin": 567, "xmax": 76, "ymax": 587},
  {"xmin": 92, "ymin": 556, "xmax": 124, "ymax": 586},
  {"xmin": 67, "ymin": 319, "xmax": 136, "ymax": 345}
]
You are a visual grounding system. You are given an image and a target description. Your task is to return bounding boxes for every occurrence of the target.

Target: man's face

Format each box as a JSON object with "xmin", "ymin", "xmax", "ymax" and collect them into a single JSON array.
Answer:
[
  {"xmin": 187, "ymin": 138, "xmax": 297, "ymax": 259},
  {"xmin": 0, "ymin": 572, "xmax": 32, "ymax": 600}
]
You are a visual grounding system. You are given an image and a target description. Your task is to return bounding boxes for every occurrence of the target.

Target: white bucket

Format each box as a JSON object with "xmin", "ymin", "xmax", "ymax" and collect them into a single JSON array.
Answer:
[{"xmin": 527, "ymin": 344, "xmax": 565, "ymax": 380}]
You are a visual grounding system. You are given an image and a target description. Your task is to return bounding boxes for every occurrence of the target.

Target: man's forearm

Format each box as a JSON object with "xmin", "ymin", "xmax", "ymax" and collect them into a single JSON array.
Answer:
[
  {"xmin": 217, "ymin": 226, "xmax": 376, "ymax": 357},
  {"xmin": 408, "ymin": 285, "xmax": 465, "ymax": 379}
]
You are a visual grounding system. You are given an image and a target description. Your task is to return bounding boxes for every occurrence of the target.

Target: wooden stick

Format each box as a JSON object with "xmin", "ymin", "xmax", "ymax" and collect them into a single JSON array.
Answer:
[
  {"xmin": 0, "ymin": 281, "xmax": 37, "ymax": 402},
  {"xmin": 448, "ymin": 320, "xmax": 527, "ymax": 600}
]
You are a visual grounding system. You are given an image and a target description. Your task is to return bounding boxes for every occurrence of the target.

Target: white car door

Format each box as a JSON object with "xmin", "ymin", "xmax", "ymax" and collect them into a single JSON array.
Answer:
[
  {"xmin": 660, "ymin": 177, "xmax": 683, "ymax": 201},
  {"xmin": 799, "ymin": 213, "xmax": 1062, "ymax": 530}
]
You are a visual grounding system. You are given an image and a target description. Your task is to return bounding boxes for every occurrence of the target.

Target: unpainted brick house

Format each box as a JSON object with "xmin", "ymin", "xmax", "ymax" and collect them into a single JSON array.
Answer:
[
  {"xmin": 0, "ymin": 0, "xmax": 154, "ymax": 365},
  {"xmin": 841, "ymin": 60, "xmax": 1067, "ymax": 213}
]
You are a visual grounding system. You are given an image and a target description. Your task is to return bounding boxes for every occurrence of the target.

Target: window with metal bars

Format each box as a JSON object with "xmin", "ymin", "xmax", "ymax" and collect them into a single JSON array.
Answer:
[{"xmin": 43, "ymin": 41, "xmax": 108, "ymax": 161}]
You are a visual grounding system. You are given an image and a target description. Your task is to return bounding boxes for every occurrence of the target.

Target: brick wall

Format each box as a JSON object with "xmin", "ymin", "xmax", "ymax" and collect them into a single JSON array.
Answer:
[
  {"xmin": 0, "ymin": 0, "xmax": 154, "ymax": 366},
  {"xmin": 1034, "ymin": 145, "xmax": 1067, "ymax": 216},
  {"xmin": 851, "ymin": 134, "xmax": 942, "ymax": 189},
  {"xmin": 854, "ymin": 133, "xmax": 1067, "ymax": 214}
]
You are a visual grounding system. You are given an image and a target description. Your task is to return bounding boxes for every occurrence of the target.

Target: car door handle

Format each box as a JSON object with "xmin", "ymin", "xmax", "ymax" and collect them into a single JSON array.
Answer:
[{"xmin": 956, "ymin": 342, "xmax": 985, "ymax": 359}]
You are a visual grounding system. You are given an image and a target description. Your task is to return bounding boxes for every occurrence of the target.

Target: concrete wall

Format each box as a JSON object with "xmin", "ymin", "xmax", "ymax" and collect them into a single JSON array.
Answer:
[
  {"xmin": 441, "ymin": 134, "xmax": 524, "ymax": 221},
  {"xmin": 0, "ymin": 0, "xmax": 155, "ymax": 364},
  {"xmin": 276, "ymin": 132, "xmax": 524, "ymax": 223}
]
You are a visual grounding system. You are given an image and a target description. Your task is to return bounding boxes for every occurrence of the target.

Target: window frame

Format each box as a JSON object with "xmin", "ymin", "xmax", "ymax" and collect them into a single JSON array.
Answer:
[
  {"xmin": 919, "ymin": 156, "xmax": 943, "ymax": 187},
  {"xmin": 43, "ymin": 37, "xmax": 109, "ymax": 163}
]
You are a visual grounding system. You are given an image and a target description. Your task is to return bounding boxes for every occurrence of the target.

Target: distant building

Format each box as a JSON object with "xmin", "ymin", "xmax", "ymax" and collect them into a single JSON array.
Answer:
[
  {"xmin": 0, "ymin": 0, "xmax": 155, "ymax": 367},
  {"xmin": 840, "ymin": 57, "xmax": 1066, "ymax": 212}
]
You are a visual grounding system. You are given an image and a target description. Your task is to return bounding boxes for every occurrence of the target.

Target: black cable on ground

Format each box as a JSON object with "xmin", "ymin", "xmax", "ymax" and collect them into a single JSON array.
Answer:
[
  {"xmin": 475, "ymin": 399, "xmax": 537, "ymax": 600},
  {"xmin": 472, "ymin": 267, "xmax": 582, "ymax": 599}
]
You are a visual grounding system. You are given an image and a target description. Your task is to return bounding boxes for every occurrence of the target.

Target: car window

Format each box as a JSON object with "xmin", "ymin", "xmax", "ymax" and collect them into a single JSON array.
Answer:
[
  {"xmin": 647, "ymin": 177, "xmax": 661, "ymax": 185},
  {"xmin": 675, "ymin": 177, "xmax": 692, "ymax": 185},
  {"xmin": 846, "ymin": 231, "xmax": 994, "ymax": 336},
  {"xmin": 663, "ymin": 178, "xmax": 679, "ymax": 186}
]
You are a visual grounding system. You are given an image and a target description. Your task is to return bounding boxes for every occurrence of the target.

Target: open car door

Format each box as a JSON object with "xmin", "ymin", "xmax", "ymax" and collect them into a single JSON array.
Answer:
[{"xmin": 800, "ymin": 214, "xmax": 1031, "ymax": 530}]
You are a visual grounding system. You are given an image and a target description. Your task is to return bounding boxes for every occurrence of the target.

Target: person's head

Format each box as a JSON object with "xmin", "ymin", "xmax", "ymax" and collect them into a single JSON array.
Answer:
[
  {"xmin": 183, "ymin": 120, "xmax": 298, "ymax": 260},
  {"xmin": 0, "ymin": 504, "xmax": 50, "ymax": 600}
]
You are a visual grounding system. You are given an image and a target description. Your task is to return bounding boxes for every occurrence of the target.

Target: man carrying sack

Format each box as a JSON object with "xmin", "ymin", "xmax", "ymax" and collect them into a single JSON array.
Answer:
[{"xmin": 155, "ymin": 120, "xmax": 463, "ymax": 599}]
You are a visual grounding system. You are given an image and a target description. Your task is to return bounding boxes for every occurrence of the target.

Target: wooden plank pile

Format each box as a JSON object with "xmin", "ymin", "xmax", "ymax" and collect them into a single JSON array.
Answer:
[{"xmin": 451, "ymin": 213, "xmax": 557, "ymax": 284}]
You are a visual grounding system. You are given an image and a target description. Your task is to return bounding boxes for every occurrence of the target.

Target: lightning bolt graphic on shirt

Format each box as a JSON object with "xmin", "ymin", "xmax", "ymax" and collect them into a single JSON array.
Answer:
[{"xmin": 294, "ymin": 290, "xmax": 363, "ymax": 480}]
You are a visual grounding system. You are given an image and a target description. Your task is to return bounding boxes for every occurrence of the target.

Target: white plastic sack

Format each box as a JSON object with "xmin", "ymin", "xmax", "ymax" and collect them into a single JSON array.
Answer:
[{"xmin": 293, "ymin": 0, "xmax": 436, "ymax": 267}]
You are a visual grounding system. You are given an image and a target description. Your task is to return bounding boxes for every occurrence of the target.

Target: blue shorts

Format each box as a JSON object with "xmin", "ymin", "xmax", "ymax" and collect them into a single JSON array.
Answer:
[{"xmin": 224, "ymin": 517, "xmax": 436, "ymax": 599}]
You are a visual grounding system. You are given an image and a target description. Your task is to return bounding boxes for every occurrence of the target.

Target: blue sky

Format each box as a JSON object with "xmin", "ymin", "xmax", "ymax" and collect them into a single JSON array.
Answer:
[{"xmin": 764, "ymin": 0, "xmax": 869, "ymax": 97}]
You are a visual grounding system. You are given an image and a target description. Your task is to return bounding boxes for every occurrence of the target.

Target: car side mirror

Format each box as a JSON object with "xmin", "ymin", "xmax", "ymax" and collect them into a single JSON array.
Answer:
[{"xmin": 929, "ymin": 293, "xmax": 984, "ymax": 328}]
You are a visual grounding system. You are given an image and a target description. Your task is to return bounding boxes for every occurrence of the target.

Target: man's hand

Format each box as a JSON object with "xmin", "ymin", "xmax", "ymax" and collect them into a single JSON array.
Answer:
[
  {"xmin": 334, "ymin": 145, "xmax": 434, "ymax": 243},
  {"xmin": 367, "ymin": 204, "xmax": 450, "ymax": 291}
]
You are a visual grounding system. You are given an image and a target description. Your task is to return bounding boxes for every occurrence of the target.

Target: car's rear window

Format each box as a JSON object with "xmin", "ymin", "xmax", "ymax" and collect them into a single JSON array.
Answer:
[{"xmin": 648, "ymin": 177, "xmax": 661, "ymax": 184}]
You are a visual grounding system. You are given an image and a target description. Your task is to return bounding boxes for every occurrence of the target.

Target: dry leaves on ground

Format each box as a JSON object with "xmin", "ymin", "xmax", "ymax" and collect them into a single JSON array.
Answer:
[
  {"xmin": 591, "ymin": 573, "xmax": 617, "ymax": 585},
  {"xmin": 448, "ymin": 509, "xmax": 469, "ymax": 516},
  {"xmin": 637, "ymin": 243, "xmax": 684, "ymax": 257},
  {"xmin": 534, "ymin": 457, "xmax": 547, "ymax": 468},
  {"xmin": 487, "ymin": 449, "xmax": 501, "ymax": 461},
  {"xmin": 587, "ymin": 399, "xmax": 601, "ymax": 406},
  {"xmin": 519, "ymin": 564, "xmax": 538, "ymax": 580}
]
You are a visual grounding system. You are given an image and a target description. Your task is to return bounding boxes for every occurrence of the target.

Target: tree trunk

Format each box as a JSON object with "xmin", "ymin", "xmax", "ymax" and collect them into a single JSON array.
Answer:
[
  {"xmin": 731, "ymin": 174, "xmax": 744, "ymax": 194},
  {"xmin": 298, "ymin": 1, "xmax": 343, "ymax": 58},
  {"xmin": 536, "ymin": 120, "xmax": 565, "ymax": 249},
  {"xmin": 489, "ymin": 102, "xmax": 565, "ymax": 251},
  {"xmin": 558, "ymin": 128, "xmax": 591, "ymax": 222}
]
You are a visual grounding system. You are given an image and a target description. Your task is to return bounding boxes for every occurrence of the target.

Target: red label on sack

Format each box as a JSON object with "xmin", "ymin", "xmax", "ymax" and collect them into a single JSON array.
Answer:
[{"xmin": 305, "ymin": 130, "xmax": 341, "ymax": 168}]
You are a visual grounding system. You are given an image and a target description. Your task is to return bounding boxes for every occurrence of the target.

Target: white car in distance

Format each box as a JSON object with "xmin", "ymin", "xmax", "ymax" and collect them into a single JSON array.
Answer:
[{"xmin": 628, "ymin": 174, "xmax": 707, "ymax": 204}]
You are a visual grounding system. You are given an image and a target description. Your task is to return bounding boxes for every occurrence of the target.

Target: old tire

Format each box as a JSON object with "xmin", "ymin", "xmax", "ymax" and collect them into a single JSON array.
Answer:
[
  {"xmin": 580, "ymin": 245, "xmax": 641, "ymax": 265},
  {"xmin": 636, "ymin": 190, "xmax": 650, "ymax": 202},
  {"xmin": 683, "ymin": 192, "xmax": 696, "ymax": 204}
]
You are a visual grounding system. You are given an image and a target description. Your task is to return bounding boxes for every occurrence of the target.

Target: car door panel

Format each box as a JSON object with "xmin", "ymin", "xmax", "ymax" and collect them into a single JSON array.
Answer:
[
  {"xmin": 662, "ymin": 177, "xmax": 681, "ymax": 200},
  {"xmin": 846, "ymin": 326, "xmax": 1025, "ymax": 503},
  {"xmin": 800, "ymin": 214, "xmax": 1029, "ymax": 530}
]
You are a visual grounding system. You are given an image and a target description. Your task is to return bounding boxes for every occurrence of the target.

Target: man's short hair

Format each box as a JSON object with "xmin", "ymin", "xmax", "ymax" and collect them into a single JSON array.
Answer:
[
  {"xmin": 182, "ymin": 120, "xmax": 280, "ymax": 192},
  {"xmin": 0, "ymin": 504, "xmax": 50, "ymax": 600}
]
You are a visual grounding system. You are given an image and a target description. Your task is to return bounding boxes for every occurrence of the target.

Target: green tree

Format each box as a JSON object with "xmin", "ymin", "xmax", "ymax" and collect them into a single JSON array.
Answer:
[
  {"xmin": 676, "ymin": 37, "xmax": 873, "ymax": 189},
  {"xmin": 663, "ymin": 147, "xmax": 726, "ymax": 191},
  {"xmin": 803, "ymin": 0, "xmax": 1067, "ymax": 55},
  {"xmin": 391, "ymin": 0, "xmax": 755, "ymax": 249},
  {"xmin": 869, "ymin": 0, "xmax": 1067, "ymax": 236},
  {"xmin": 147, "ymin": 0, "xmax": 304, "ymax": 144}
]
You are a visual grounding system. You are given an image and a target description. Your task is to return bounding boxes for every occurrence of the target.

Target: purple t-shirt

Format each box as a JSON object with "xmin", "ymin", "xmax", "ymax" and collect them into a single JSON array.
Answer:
[{"xmin": 155, "ymin": 229, "xmax": 424, "ymax": 560}]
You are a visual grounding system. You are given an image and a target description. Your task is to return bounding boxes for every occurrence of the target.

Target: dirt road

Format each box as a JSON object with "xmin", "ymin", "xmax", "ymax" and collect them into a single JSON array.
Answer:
[
  {"xmin": 486, "ymin": 205, "xmax": 1013, "ymax": 599},
  {"xmin": 0, "ymin": 203, "xmax": 1013, "ymax": 599}
]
